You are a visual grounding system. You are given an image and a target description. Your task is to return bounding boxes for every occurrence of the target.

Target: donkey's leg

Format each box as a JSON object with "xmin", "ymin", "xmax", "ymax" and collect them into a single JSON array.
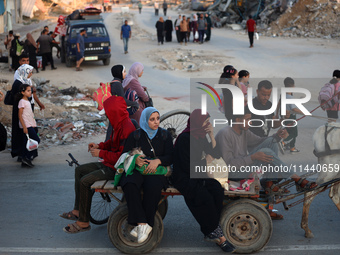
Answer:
[
  {"xmin": 301, "ymin": 190, "xmax": 317, "ymax": 238},
  {"xmin": 329, "ymin": 184, "xmax": 340, "ymax": 211}
]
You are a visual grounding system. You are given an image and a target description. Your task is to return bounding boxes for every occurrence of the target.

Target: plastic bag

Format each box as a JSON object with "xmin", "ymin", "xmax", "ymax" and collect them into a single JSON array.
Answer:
[
  {"xmin": 26, "ymin": 134, "xmax": 39, "ymax": 151},
  {"xmin": 194, "ymin": 31, "xmax": 199, "ymax": 40},
  {"xmin": 255, "ymin": 32, "xmax": 259, "ymax": 40}
]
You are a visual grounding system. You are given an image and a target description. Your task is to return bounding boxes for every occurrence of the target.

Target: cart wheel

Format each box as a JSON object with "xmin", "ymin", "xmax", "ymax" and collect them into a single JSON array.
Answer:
[
  {"xmin": 160, "ymin": 110, "xmax": 190, "ymax": 140},
  {"xmin": 157, "ymin": 196, "xmax": 168, "ymax": 219},
  {"xmin": 220, "ymin": 199, "xmax": 272, "ymax": 254},
  {"xmin": 90, "ymin": 191, "xmax": 124, "ymax": 225},
  {"xmin": 107, "ymin": 204, "xmax": 164, "ymax": 254}
]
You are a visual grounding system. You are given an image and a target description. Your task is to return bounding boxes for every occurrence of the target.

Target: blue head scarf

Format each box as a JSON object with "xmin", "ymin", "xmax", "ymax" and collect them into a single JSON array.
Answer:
[{"xmin": 140, "ymin": 107, "xmax": 159, "ymax": 140}]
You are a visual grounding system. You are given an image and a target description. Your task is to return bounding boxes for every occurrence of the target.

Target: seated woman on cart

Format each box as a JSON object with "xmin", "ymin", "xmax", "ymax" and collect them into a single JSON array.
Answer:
[
  {"xmin": 59, "ymin": 96, "xmax": 136, "ymax": 233},
  {"xmin": 215, "ymin": 106, "xmax": 317, "ymax": 219},
  {"xmin": 172, "ymin": 109, "xmax": 235, "ymax": 253},
  {"xmin": 120, "ymin": 107, "xmax": 173, "ymax": 243}
]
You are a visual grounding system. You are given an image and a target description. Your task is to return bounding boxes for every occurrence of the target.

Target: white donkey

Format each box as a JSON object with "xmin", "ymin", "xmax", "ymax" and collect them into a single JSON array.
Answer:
[{"xmin": 301, "ymin": 122, "xmax": 340, "ymax": 238}]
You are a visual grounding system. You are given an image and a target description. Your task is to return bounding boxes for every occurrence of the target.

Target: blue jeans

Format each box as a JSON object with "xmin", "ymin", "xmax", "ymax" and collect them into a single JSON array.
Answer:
[
  {"xmin": 249, "ymin": 137, "xmax": 290, "ymax": 181},
  {"xmin": 198, "ymin": 30, "xmax": 205, "ymax": 43},
  {"xmin": 123, "ymin": 37, "xmax": 129, "ymax": 52}
]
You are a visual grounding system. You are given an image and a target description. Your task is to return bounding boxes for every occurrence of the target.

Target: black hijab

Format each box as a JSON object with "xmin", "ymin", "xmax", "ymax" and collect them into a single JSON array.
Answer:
[{"xmin": 111, "ymin": 65, "xmax": 125, "ymax": 80}]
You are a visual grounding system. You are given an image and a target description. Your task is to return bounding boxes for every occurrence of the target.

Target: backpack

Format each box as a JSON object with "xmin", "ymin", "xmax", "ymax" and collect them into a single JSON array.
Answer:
[
  {"xmin": 16, "ymin": 40, "xmax": 24, "ymax": 56},
  {"xmin": 318, "ymin": 83, "xmax": 339, "ymax": 110},
  {"xmin": 125, "ymin": 88, "xmax": 139, "ymax": 115},
  {"xmin": 92, "ymin": 82, "xmax": 112, "ymax": 110}
]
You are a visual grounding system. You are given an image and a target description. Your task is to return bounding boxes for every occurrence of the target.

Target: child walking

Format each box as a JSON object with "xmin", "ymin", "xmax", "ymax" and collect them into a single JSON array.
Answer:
[{"xmin": 18, "ymin": 84, "xmax": 40, "ymax": 167}]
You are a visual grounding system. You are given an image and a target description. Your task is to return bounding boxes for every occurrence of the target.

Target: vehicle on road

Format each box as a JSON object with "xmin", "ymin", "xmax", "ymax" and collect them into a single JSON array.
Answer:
[{"xmin": 60, "ymin": 8, "xmax": 111, "ymax": 67}]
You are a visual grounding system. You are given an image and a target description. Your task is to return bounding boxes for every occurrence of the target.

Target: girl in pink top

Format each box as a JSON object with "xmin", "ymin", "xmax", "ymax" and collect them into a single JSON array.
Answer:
[
  {"xmin": 18, "ymin": 84, "xmax": 40, "ymax": 167},
  {"xmin": 122, "ymin": 62, "xmax": 150, "ymax": 124}
]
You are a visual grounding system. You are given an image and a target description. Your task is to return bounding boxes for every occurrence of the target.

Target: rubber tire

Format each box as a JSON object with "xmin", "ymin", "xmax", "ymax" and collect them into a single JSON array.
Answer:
[
  {"xmin": 220, "ymin": 199, "xmax": 272, "ymax": 254},
  {"xmin": 157, "ymin": 197, "xmax": 168, "ymax": 220},
  {"xmin": 90, "ymin": 191, "xmax": 124, "ymax": 225},
  {"xmin": 107, "ymin": 204, "xmax": 164, "ymax": 254},
  {"xmin": 103, "ymin": 58, "xmax": 110, "ymax": 66},
  {"xmin": 160, "ymin": 109, "xmax": 190, "ymax": 140}
]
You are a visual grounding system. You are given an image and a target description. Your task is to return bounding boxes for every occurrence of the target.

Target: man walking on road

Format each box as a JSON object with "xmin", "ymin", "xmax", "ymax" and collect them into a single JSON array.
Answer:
[
  {"xmin": 246, "ymin": 15, "xmax": 257, "ymax": 48},
  {"xmin": 37, "ymin": 29, "xmax": 57, "ymax": 71},
  {"xmin": 76, "ymin": 29, "xmax": 86, "ymax": 71},
  {"xmin": 163, "ymin": 1, "xmax": 168, "ymax": 16},
  {"xmin": 121, "ymin": 20, "xmax": 131, "ymax": 54}
]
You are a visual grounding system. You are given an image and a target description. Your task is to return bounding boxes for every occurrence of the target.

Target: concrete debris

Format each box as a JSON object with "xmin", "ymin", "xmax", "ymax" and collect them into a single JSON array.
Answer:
[
  {"xmin": 178, "ymin": 0, "xmax": 339, "ymax": 39},
  {"xmin": 265, "ymin": 0, "xmax": 340, "ymax": 38},
  {"xmin": 0, "ymin": 79, "xmax": 108, "ymax": 150}
]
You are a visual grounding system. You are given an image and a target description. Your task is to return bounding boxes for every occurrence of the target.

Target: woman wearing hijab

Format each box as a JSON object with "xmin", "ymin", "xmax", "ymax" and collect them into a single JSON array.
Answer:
[
  {"xmin": 24, "ymin": 33, "xmax": 39, "ymax": 73},
  {"xmin": 10, "ymin": 64, "xmax": 34, "ymax": 161},
  {"xmin": 105, "ymin": 65, "xmax": 140, "ymax": 141},
  {"xmin": 60, "ymin": 96, "xmax": 136, "ymax": 233},
  {"xmin": 155, "ymin": 17, "xmax": 165, "ymax": 45},
  {"xmin": 205, "ymin": 13, "xmax": 212, "ymax": 42},
  {"xmin": 10, "ymin": 33, "xmax": 23, "ymax": 70},
  {"xmin": 164, "ymin": 16, "xmax": 173, "ymax": 42},
  {"xmin": 172, "ymin": 109, "xmax": 235, "ymax": 253},
  {"xmin": 122, "ymin": 62, "xmax": 150, "ymax": 124},
  {"xmin": 120, "ymin": 107, "xmax": 173, "ymax": 243},
  {"xmin": 191, "ymin": 14, "xmax": 199, "ymax": 42}
]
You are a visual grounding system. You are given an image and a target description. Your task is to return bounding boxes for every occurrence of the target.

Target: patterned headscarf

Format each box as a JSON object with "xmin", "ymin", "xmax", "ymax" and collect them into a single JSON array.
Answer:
[
  {"xmin": 122, "ymin": 62, "xmax": 144, "ymax": 88},
  {"xmin": 16, "ymin": 64, "xmax": 34, "ymax": 84}
]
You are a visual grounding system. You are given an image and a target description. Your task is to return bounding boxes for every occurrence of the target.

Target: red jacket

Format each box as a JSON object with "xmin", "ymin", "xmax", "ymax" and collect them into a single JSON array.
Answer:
[{"xmin": 98, "ymin": 96, "xmax": 136, "ymax": 170}]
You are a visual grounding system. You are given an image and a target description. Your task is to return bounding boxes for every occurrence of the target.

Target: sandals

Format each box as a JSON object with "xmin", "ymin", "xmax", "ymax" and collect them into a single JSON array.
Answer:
[
  {"xmin": 63, "ymin": 222, "xmax": 91, "ymax": 234},
  {"xmin": 59, "ymin": 211, "xmax": 79, "ymax": 221},
  {"xmin": 296, "ymin": 178, "xmax": 318, "ymax": 191},
  {"xmin": 265, "ymin": 181, "xmax": 290, "ymax": 195}
]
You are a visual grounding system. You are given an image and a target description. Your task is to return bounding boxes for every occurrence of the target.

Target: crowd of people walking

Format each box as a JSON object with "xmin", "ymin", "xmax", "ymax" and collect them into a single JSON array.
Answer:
[{"xmin": 154, "ymin": 12, "xmax": 213, "ymax": 46}]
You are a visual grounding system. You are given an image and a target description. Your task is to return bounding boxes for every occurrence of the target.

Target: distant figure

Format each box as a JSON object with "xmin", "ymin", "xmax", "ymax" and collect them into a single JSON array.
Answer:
[
  {"xmin": 246, "ymin": 15, "xmax": 257, "ymax": 48},
  {"xmin": 4, "ymin": 30, "xmax": 14, "ymax": 71},
  {"xmin": 186, "ymin": 17, "xmax": 191, "ymax": 42},
  {"xmin": 155, "ymin": 17, "xmax": 165, "ymax": 45},
  {"xmin": 24, "ymin": 33, "xmax": 39, "ymax": 73},
  {"xmin": 174, "ymin": 15, "xmax": 182, "ymax": 43},
  {"xmin": 75, "ymin": 29, "xmax": 86, "ymax": 71},
  {"xmin": 138, "ymin": 1, "xmax": 142, "ymax": 14},
  {"xmin": 179, "ymin": 16, "xmax": 188, "ymax": 45},
  {"xmin": 164, "ymin": 17, "xmax": 173, "ymax": 42},
  {"xmin": 37, "ymin": 29, "xmax": 57, "ymax": 71},
  {"xmin": 205, "ymin": 13, "xmax": 212, "ymax": 42},
  {"xmin": 163, "ymin": 1, "xmax": 168, "ymax": 16},
  {"xmin": 121, "ymin": 20, "xmax": 131, "ymax": 54},
  {"xmin": 154, "ymin": 2, "xmax": 159, "ymax": 16},
  {"xmin": 197, "ymin": 14, "xmax": 207, "ymax": 44},
  {"xmin": 191, "ymin": 14, "xmax": 199, "ymax": 42},
  {"xmin": 10, "ymin": 33, "xmax": 24, "ymax": 71}
]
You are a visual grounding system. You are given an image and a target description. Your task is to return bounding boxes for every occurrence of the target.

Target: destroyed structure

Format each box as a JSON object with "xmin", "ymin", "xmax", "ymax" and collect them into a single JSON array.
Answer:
[
  {"xmin": 179, "ymin": 0, "xmax": 340, "ymax": 38},
  {"xmin": 0, "ymin": 78, "xmax": 108, "ymax": 150}
]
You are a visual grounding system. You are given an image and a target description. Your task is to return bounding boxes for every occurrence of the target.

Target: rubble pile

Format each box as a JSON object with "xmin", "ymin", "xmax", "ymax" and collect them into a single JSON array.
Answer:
[
  {"xmin": 266, "ymin": 0, "xmax": 340, "ymax": 38},
  {"xmin": 148, "ymin": 48, "xmax": 226, "ymax": 72},
  {"xmin": 0, "ymin": 78, "xmax": 108, "ymax": 150}
]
